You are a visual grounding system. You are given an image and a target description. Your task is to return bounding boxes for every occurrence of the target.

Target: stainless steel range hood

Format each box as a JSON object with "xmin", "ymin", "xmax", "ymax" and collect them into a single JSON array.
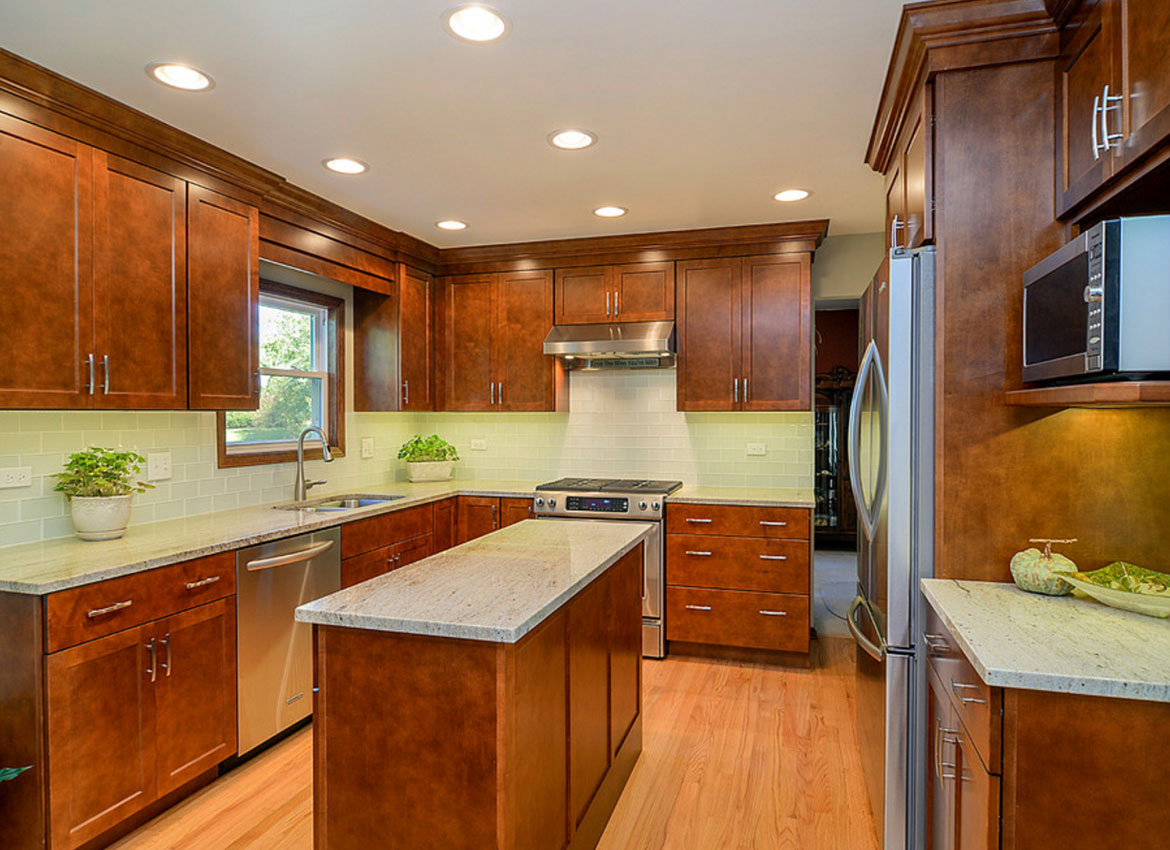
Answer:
[{"xmin": 542, "ymin": 320, "xmax": 676, "ymax": 369}]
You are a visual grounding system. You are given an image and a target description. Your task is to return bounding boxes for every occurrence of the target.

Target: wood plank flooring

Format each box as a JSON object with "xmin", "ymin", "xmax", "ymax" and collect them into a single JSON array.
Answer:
[{"xmin": 110, "ymin": 636, "xmax": 877, "ymax": 850}]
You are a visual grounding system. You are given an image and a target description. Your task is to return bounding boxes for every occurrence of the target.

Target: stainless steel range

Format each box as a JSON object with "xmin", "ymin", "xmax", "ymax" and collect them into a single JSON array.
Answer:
[{"xmin": 534, "ymin": 477, "xmax": 683, "ymax": 658}]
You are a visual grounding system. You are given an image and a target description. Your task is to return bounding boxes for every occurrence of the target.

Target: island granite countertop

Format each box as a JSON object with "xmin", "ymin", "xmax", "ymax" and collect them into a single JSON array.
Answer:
[
  {"xmin": 295, "ymin": 518, "xmax": 654, "ymax": 643},
  {"xmin": 922, "ymin": 578, "xmax": 1170, "ymax": 703}
]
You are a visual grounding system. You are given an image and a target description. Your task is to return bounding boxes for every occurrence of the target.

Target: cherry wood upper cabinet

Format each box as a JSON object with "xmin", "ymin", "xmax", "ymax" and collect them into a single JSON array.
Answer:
[
  {"xmin": 740, "ymin": 255, "xmax": 811, "ymax": 411},
  {"xmin": 902, "ymin": 90, "xmax": 932, "ymax": 250},
  {"xmin": 556, "ymin": 266, "xmax": 613, "ymax": 324},
  {"xmin": 442, "ymin": 274, "xmax": 496, "ymax": 411},
  {"xmin": 354, "ymin": 264, "xmax": 433, "ymax": 412},
  {"xmin": 93, "ymin": 152, "xmax": 187, "ymax": 409},
  {"xmin": 187, "ymin": 185, "xmax": 259, "ymax": 410},
  {"xmin": 1058, "ymin": 0, "xmax": 1115, "ymax": 215},
  {"xmin": 496, "ymin": 269, "xmax": 557, "ymax": 411},
  {"xmin": 1117, "ymin": 0, "xmax": 1170, "ymax": 170},
  {"xmin": 677, "ymin": 259, "xmax": 741, "ymax": 410},
  {"xmin": 555, "ymin": 262, "xmax": 675, "ymax": 324},
  {"xmin": 399, "ymin": 265, "xmax": 433, "ymax": 411},
  {"xmin": 0, "ymin": 114, "xmax": 94, "ymax": 409}
]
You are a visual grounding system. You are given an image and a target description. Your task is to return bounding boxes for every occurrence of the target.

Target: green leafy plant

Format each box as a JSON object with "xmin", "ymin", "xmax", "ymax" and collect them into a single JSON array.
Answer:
[
  {"xmin": 1, "ymin": 766, "xmax": 31, "ymax": 783},
  {"xmin": 52, "ymin": 447, "xmax": 154, "ymax": 498},
  {"xmin": 397, "ymin": 434, "xmax": 459, "ymax": 463}
]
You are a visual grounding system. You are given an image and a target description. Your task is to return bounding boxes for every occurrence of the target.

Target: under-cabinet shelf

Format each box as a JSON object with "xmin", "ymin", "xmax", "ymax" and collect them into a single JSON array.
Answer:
[{"xmin": 1004, "ymin": 381, "xmax": 1170, "ymax": 408}]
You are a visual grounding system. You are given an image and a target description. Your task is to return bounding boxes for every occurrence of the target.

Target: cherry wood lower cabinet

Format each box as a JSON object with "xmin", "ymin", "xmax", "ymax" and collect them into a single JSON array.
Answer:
[
  {"xmin": 500, "ymin": 496, "xmax": 534, "ymax": 527},
  {"xmin": 312, "ymin": 544, "xmax": 643, "ymax": 850},
  {"xmin": 433, "ymin": 497, "xmax": 457, "ymax": 553},
  {"xmin": 340, "ymin": 533, "xmax": 434, "ymax": 589},
  {"xmin": 665, "ymin": 502, "xmax": 813, "ymax": 660}
]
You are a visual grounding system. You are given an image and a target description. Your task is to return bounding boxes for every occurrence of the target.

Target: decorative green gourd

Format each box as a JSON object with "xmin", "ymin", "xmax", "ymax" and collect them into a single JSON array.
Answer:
[{"xmin": 1010, "ymin": 538, "xmax": 1078, "ymax": 596}]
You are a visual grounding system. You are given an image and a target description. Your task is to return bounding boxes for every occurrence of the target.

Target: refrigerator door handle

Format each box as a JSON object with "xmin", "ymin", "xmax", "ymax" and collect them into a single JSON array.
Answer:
[
  {"xmin": 849, "ymin": 341, "xmax": 888, "ymax": 541},
  {"xmin": 847, "ymin": 594, "xmax": 887, "ymax": 662}
]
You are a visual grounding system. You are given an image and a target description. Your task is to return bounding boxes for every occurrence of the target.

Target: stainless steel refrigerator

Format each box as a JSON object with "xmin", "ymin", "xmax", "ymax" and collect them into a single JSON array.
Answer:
[{"xmin": 847, "ymin": 246, "xmax": 935, "ymax": 850}]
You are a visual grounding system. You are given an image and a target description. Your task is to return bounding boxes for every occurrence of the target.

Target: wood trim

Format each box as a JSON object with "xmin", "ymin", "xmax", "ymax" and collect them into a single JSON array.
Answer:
[
  {"xmin": 866, "ymin": 0, "xmax": 1060, "ymax": 174},
  {"xmin": 438, "ymin": 220, "xmax": 829, "ymax": 275},
  {"xmin": 1004, "ymin": 380, "xmax": 1170, "ymax": 407},
  {"xmin": 260, "ymin": 242, "xmax": 392, "ymax": 295},
  {"xmin": 215, "ymin": 281, "xmax": 346, "ymax": 468}
]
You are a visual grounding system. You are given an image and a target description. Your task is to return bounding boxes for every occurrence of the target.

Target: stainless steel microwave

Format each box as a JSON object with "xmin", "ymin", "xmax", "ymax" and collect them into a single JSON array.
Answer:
[{"xmin": 1023, "ymin": 215, "xmax": 1170, "ymax": 383}]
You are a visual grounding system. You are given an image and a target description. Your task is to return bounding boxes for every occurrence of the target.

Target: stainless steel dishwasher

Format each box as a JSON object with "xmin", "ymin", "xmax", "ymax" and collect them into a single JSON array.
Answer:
[{"xmin": 236, "ymin": 527, "xmax": 340, "ymax": 754}]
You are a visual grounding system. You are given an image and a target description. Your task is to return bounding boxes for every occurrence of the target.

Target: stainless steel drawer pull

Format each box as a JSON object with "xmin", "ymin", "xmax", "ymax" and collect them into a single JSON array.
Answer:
[
  {"xmin": 684, "ymin": 604, "xmax": 712, "ymax": 611},
  {"xmin": 246, "ymin": 540, "xmax": 335, "ymax": 571},
  {"xmin": 87, "ymin": 600, "xmax": 133, "ymax": 618},
  {"xmin": 759, "ymin": 609, "xmax": 788, "ymax": 617},
  {"xmin": 185, "ymin": 575, "xmax": 221, "ymax": 590},
  {"xmin": 759, "ymin": 554, "xmax": 788, "ymax": 561},
  {"xmin": 685, "ymin": 518, "xmax": 713, "ymax": 524},
  {"xmin": 759, "ymin": 520, "xmax": 788, "ymax": 527},
  {"xmin": 161, "ymin": 632, "xmax": 171, "ymax": 677},
  {"xmin": 923, "ymin": 633, "xmax": 948, "ymax": 654},
  {"xmin": 685, "ymin": 550, "xmax": 713, "ymax": 557},
  {"xmin": 146, "ymin": 637, "xmax": 157, "ymax": 683},
  {"xmin": 950, "ymin": 680, "xmax": 987, "ymax": 705}
]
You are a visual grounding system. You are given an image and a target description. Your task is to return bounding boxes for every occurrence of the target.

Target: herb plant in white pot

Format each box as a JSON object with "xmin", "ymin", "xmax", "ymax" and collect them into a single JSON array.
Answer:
[
  {"xmin": 53, "ymin": 447, "xmax": 153, "ymax": 541},
  {"xmin": 398, "ymin": 434, "xmax": 459, "ymax": 483}
]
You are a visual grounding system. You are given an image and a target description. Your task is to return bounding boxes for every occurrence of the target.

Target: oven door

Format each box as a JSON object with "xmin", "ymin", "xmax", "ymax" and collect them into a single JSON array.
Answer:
[{"xmin": 1022, "ymin": 232, "xmax": 1094, "ymax": 382}]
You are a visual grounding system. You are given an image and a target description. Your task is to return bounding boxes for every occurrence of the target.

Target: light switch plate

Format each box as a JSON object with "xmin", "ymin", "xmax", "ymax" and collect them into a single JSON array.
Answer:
[
  {"xmin": 0, "ymin": 467, "xmax": 32, "ymax": 489},
  {"xmin": 147, "ymin": 452, "xmax": 172, "ymax": 481},
  {"xmin": 746, "ymin": 442, "xmax": 767, "ymax": 457},
  {"xmin": 361, "ymin": 437, "xmax": 375, "ymax": 459},
  {"xmin": 470, "ymin": 439, "xmax": 487, "ymax": 451}
]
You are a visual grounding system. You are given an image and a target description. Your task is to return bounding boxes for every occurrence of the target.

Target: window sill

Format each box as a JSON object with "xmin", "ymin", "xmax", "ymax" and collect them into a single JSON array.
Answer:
[{"xmin": 217, "ymin": 445, "xmax": 346, "ymax": 469}]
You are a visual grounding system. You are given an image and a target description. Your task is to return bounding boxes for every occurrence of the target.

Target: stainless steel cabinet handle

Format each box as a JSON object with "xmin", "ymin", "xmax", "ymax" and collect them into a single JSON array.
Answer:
[
  {"xmin": 84, "ymin": 353, "xmax": 95, "ymax": 395},
  {"xmin": 759, "ymin": 554, "xmax": 788, "ymax": 561},
  {"xmin": 492, "ymin": 503, "xmax": 498, "ymax": 527},
  {"xmin": 684, "ymin": 550, "xmax": 712, "ymax": 557},
  {"xmin": 102, "ymin": 354, "xmax": 110, "ymax": 394},
  {"xmin": 614, "ymin": 290, "xmax": 619, "ymax": 317},
  {"xmin": 246, "ymin": 540, "xmax": 334, "ymax": 571},
  {"xmin": 734, "ymin": 377, "xmax": 739, "ymax": 402},
  {"xmin": 606, "ymin": 291, "xmax": 611, "ymax": 317},
  {"xmin": 759, "ymin": 609, "xmax": 788, "ymax": 617},
  {"xmin": 87, "ymin": 599, "xmax": 132, "ymax": 618},
  {"xmin": 1091, "ymin": 93, "xmax": 1102, "ymax": 160},
  {"xmin": 923, "ymin": 633, "xmax": 948, "ymax": 654},
  {"xmin": 1101, "ymin": 84, "xmax": 1124, "ymax": 152},
  {"xmin": 935, "ymin": 721, "xmax": 959, "ymax": 781},
  {"xmin": 891, "ymin": 214, "xmax": 905, "ymax": 250},
  {"xmin": 684, "ymin": 604, "xmax": 712, "ymax": 611},
  {"xmin": 498, "ymin": 381, "xmax": 503, "ymax": 405},
  {"xmin": 759, "ymin": 520, "xmax": 788, "ymax": 527},
  {"xmin": 185, "ymin": 575, "xmax": 221, "ymax": 590},
  {"xmin": 685, "ymin": 518, "xmax": 713, "ymax": 524},
  {"xmin": 490, "ymin": 381, "xmax": 495, "ymax": 405},
  {"xmin": 146, "ymin": 637, "xmax": 157, "ymax": 683},
  {"xmin": 743, "ymin": 377, "xmax": 748, "ymax": 403},
  {"xmin": 950, "ymin": 680, "xmax": 987, "ymax": 705},
  {"xmin": 403, "ymin": 380, "xmax": 409, "ymax": 406},
  {"xmin": 160, "ymin": 632, "xmax": 171, "ymax": 677}
]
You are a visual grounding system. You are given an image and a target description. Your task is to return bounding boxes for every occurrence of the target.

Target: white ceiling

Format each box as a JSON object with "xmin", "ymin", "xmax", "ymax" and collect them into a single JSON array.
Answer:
[{"xmin": 0, "ymin": 0, "xmax": 904, "ymax": 247}]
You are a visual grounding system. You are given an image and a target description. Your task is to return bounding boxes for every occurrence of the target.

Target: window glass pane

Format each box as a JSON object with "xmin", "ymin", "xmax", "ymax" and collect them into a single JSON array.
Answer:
[
  {"xmin": 225, "ymin": 375, "xmax": 326, "ymax": 446},
  {"xmin": 258, "ymin": 300, "xmax": 317, "ymax": 371}
]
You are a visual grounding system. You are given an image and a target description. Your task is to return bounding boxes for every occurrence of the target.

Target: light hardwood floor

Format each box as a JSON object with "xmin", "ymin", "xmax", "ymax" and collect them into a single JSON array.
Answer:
[{"xmin": 111, "ymin": 637, "xmax": 877, "ymax": 850}]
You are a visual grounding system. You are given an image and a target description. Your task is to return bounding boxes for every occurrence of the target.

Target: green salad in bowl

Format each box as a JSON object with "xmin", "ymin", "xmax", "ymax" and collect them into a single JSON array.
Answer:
[{"xmin": 1056, "ymin": 562, "xmax": 1170, "ymax": 618}]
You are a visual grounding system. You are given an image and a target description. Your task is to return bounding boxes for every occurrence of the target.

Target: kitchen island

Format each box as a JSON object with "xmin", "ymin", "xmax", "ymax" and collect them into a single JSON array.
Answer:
[{"xmin": 295, "ymin": 519, "xmax": 653, "ymax": 850}]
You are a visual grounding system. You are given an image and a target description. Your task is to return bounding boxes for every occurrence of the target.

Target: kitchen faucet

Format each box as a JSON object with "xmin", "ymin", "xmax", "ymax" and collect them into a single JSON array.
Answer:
[{"xmin": 293, "ymin": 426, "xmax": 334, "ymax": 501}]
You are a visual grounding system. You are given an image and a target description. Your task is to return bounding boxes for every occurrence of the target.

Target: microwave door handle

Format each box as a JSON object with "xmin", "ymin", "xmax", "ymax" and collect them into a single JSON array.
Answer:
[{"xmin": 849, "ymin": 342, "xmax": 879, "ymax": 541}]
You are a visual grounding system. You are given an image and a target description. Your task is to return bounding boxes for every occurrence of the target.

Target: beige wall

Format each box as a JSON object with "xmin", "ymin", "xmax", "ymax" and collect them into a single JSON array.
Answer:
[{"xmin": 812, "ymin": 232, "xmax": 886, "ymax": 305}]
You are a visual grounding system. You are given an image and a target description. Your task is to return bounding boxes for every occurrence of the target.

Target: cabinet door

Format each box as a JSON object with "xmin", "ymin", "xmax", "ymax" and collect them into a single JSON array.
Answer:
[
  {"xmin": 341, "ymin": 545, "xmax": 395, "ymax": 588},
  {"xmin": 902, "ymin": 87, "xmax": 933, "ymax": 249},
  {"xmin": 608, "ymin": 546, "xmax": 641, "ymax": 757},
  {"xmin": 394, "ymin": 533, "xmax": 434, "ymax": 569},
  {"xmin": 46, "ymin": 625, "xmax": 156, "ymax": 850},
  {"xmin": 1059, "ymin": 2, "xmax": 1115, "ymax": 214},
  {"xmin": 499, "ymin": 497, "xmax": 533, "ymax": 527},
  {"xmin": 0, "ymin": 113, "xmax": 94, "ymax": 409},
  {"xmin": 1118, "ymin": 0, "xmax": 1170, "ymax": 170},
  {"xmin": 399, "ymin": 264, "xmax": 433, "ymax": 411},
  {"xmin": 93, "ymin": 152, "xmax": 187, "ymax": 409},
  {"xmin": 741, "ymin": 255, "xmax": 811, "ymax": 411},
  {"xmin": 496, "ymin": 269, "xmax": 558, "ymax": 411},
  {"xmin": 155, "ymin": 598, "xmax": 237, "ymax": 795},
  {"xmin": 433, "ymin": 497, "xmax": 457, "ymax": 553},
  {"xmin": 885, "ymin": 161, "xmax": 906, "ymax": 251},
  {"xmin": 555, "ymin": 266, "xmax": 613, "ymax": 324},
  {"xmin": 676, "ymin": 258, "xmax": 742, "ymax": 411},
  {"xmin": 614, "ymin": 261, "xmax": 675, "ymax": 322},
  {"xmin": 443, "ymin": 274, "xmax": 495, "ymax": 411},
  {"xmin": 956, "ymin": 730, "xmax": 999, "ymax": 850},
  {"xmin": 187, "ymin": 185, "xmax": 259, "ymax": 410},
  {"xmin": 927, "ymin": 670, "xmax": 958, "ymax": 850},
  {"xmin": 352, "ymin": 287, "xmax": 399, "ymax": 411},
  {"xmin": 457, "ymin": 496, "xmax": 499, "ymax": 543},
  {"xmin": 567, "ymin": 574, "xmax": 610, "ymax": 828}
]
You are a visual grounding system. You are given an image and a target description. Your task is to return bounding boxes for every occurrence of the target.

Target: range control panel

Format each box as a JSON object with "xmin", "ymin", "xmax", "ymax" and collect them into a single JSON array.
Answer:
[{"xmin": 533, "ymin": 492, "xmax": 665, "ymax": 519}]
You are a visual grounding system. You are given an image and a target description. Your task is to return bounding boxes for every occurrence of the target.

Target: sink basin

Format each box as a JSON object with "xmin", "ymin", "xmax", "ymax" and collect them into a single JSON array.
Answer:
[{"xmin": 274, "ymin": 494, "xmax": 405, "ymax": 512}]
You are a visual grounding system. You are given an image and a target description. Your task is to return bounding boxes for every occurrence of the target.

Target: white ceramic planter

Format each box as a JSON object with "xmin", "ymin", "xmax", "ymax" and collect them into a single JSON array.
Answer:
[
  {"xmin": 406, "ymin": 461, "xmax": 455, "ymax": 483},
  {"xmin": 70, "ymin": 494, "xmax": 133, "ymax": 541}
]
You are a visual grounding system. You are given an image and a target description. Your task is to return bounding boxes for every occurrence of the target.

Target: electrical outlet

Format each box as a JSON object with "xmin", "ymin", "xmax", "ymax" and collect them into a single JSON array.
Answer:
[
  {"xmin": 0, "ymin": 467, "xmax": 32, "ymax": 489},
  {"xmin": 361, "ymin": 437, "xmax": 375, "ymax": 459},
  {"xmin": 146, "ymin": 452, "xmax": 172, "ymax": 481},
  {"xmin": 746, "ymin": 442, "xmax": 767, "ymax": 457},
  {"xmin": 470, "ymin": 439, "xmax": 487, "ymax": 451}
]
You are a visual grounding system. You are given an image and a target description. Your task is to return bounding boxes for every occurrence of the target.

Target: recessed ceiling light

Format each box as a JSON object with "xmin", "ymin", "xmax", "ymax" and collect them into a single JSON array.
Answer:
[
  {"xmin": 773, "ymin": 188, "xmax": 810, "ymax": 202},
  {"xmin": 548, "ymin": 129, "xmax": 597, "ymax": 150},
  {"xmin": 436, "ymin": 220, "xmax": 468, "ymax": 231},
  {"xmin": 593, "ymin": 206, "xmax": 627, "ymax": 218},
  {"xmin": 442, "ymin": 4, "xmax": 510, "ymax": 43},
  {"xmin": 146, "ymin": 62, "xmax": 214, "ymax": 91},
  {"xmin": 323, "ymin": 157, "xmax": 369, "ymax": 175}
]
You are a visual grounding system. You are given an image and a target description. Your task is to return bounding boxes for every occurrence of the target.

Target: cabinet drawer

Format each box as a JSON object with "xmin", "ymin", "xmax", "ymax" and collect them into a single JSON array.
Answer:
[
  {"xmin": 341, "ymin": 545, "xmax": 395, "ymax": 589},
  {"xmin": 666, "ymin": 534, "xmax": 809, "ymax": 593},
  {"xmin": 925, "ymin": 604, "xmax": 1001, "ymax": 773},
  {"xmin": 666, "ymin": 503, "xmax": 809, "ymax": 539},
  {"xmin": 45, "ymin": 551, "xmax": 235, "ymax": 653},
  {"xmin": 340, "ymin": 503, "xmax": 434, "ymax": 559},
  {"xmin": 666, "ymin": 587, "xmax": 809, "ymax": 652}
]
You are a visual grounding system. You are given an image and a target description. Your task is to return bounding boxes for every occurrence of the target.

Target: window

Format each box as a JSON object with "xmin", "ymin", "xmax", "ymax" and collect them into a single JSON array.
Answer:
[{"xmin": 217, "ymin": 282, "xmax": 345, "ymax": 467}]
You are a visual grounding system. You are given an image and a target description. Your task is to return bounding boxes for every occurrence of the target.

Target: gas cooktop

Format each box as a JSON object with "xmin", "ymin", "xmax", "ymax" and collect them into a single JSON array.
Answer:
[{"xmin": 535, "ymin": 478, "xmax": 684, "ymax": 495}]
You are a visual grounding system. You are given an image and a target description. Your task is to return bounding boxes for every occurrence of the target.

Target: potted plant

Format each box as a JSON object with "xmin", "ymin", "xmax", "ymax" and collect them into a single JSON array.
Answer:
[
  {"xmin": 398, "ymin": 434, "xmax": 459, "ymax": 482},
  {"xmin": 53, "ymin": 447, "xmax": 153, "ymax": 541}
]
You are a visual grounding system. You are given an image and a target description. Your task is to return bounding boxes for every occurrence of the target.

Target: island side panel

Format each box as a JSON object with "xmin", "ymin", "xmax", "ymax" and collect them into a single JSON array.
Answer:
[
  {"xmin": 313, "ymin": 626, "xmax": 501, "ymax": 850},
  {"xmin": 0, "ymin": 593, "xmax": 46, "ymax": 850}
]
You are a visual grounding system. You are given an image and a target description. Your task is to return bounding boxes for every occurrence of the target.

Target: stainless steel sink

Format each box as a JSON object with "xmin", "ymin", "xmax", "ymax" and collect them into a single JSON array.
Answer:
[{"xmin": 274, "ymin": 493, "xmax": 405, "ymax": 512}]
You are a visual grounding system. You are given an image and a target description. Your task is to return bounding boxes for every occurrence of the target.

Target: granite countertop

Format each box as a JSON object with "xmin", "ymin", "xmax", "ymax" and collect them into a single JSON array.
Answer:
[
  {"xmin": 0, "ymin": 479, "xmax": 543, "ymax": 595},
  {"xmin": 295, "ymin": 518, "xmax": 653, "ymax": 643},
  {"xmin": 921, "ymin": 579, "xmax": 1170, "ymax": 703},
  {"xmin": 670, "ymin": 484, "xmax": 815, "ymax": 507}
]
